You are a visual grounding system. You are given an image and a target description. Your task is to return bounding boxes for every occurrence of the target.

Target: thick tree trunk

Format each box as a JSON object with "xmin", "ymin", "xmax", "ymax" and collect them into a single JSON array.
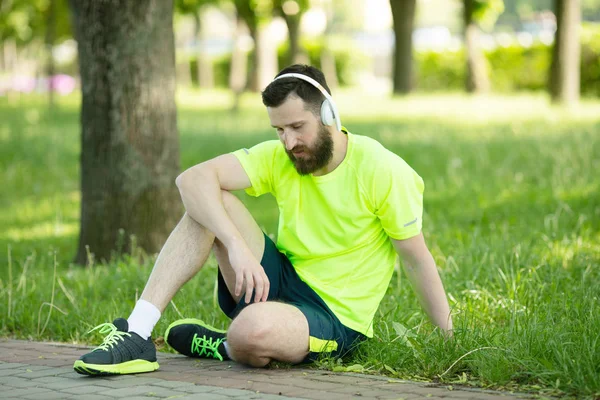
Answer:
[
  {"xmin": 70, "ymin": 0, "xmax": 181, "ymax": 264},
  {"xmin": 389, "ymin": 0, "xmax": 416, "ymax": 94},
  {"xmin": 550, "ymin": 0, "xmax": 581, "ymax": 104},
  {"xmin": 464, "ymin": 0, "xmax": 490, "ymax": 93}
]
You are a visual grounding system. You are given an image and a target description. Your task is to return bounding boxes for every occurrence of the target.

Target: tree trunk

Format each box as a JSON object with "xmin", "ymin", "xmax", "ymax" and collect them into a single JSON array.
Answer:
[
  {"xmin": 70, "ymin": 0, "xmax": 181, "ymax": 265},
  {"xmin": 389, "ymin": 0, "xmax": 416, "ymax": 94},
  {"xmin": 464, "ymin": 0, "xmax": 490, "ymax": 93},
  {"xmin": 230, "ymin": 15, "xmax": 248, "ymax": 112},
  {"xmin": 321, "ymin": 48, "xmax": 338, "ymax": 90},
  {"xmin": 282, "ymin": 13, "xmax": 303, "ymax": 65},
  {"xmin": 550, "ymin": 0, "xmax": 581, "ymax": 104},
  {"xmin": 192, "ymin": 10, "xmax": 214, "ymax": 89},
  {"xmin": 257, "ymin": 22, "xmax": 278, "ymax": 90},
  {"xmin": 45, "ymin": 0, "xmax": 56, "ymax": 108},
  {"xmin": 248, "ymin": 25, "xmax": 260, "ymax": 92}
]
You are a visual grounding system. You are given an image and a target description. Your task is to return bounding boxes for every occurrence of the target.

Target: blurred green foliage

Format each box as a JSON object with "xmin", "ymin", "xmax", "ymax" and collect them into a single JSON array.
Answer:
[
  {"xmin": 0, "ymin": 0, "xmax": 71, "ymax": 44},
  {"xmin": 205, "ymin": 37, "xmax": 354, "ymax": 88},
  {"xmin": 580, "ymin": 23, "xmax": 600, "ymax": 97},
  {"xmin": 416, "ymin": 23, "xmax": 600, "ymax": 96}
]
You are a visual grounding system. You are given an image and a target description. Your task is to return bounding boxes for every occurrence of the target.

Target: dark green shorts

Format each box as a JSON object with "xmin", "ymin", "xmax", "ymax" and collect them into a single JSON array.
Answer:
[{"xmin": 217, "ymin": 233, "xmax": 366, "ymax": 362}]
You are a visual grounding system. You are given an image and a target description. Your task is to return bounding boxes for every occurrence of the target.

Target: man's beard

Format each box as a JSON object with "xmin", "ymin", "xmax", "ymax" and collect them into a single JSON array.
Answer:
[{"xmin": 286, "ymin": 125, "xmax": 334, "ymax": 175}]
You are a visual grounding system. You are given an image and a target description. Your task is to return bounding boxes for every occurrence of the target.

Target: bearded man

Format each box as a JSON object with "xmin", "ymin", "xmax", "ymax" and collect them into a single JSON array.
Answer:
[{"xmin": 74, "ymin": 64, "xmax": 453, "ymax": 375}]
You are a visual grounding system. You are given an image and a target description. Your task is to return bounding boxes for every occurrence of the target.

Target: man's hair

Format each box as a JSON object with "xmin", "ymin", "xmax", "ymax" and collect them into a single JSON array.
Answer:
[{"xmin": 261, "ymin": 64, "xmax": 331, "ymax": 117}]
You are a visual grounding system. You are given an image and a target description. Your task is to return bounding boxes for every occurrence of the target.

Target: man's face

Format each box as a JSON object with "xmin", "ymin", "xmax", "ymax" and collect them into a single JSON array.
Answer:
[{"xmin": 267, "ymin": 95, "xmax": 333, "ymax": 175}]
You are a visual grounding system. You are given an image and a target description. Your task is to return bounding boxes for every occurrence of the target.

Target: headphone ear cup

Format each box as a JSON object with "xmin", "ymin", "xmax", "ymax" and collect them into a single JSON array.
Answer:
[{"xmin": 320, "ymin": 100, "xmax": 335, "ymax": 126}]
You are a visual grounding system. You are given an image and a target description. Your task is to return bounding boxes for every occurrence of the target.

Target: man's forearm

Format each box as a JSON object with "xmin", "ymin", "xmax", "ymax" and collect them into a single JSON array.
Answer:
[
  {"xmin": 402, "ymin": 252, "xmax": 453, "ymax": 333},
  {"xmin": 176, "ymin": 167, "xmax": 244, "ymax": 249}
]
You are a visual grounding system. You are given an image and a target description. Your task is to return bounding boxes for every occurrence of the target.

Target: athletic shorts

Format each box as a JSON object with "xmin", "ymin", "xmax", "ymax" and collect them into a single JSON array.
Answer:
[{"xmin": 217, "ymin": 233, "xmax": 366, "ymax": 362}]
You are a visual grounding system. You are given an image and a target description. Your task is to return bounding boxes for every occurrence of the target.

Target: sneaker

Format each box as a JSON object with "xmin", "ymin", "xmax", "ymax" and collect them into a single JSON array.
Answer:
[
  {"xmin": 164, "ymin": 318, "xmax": 228, "ymax": 361},
  {"xmin": 73, "ymin": 318, "xmax": 159, "ymax": 375}
]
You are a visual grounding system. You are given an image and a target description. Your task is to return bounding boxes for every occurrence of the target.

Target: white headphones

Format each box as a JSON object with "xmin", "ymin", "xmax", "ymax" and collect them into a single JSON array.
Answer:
[{"xmin": 272, "ymin": 73, "xmax": 342, "ymax": 132}]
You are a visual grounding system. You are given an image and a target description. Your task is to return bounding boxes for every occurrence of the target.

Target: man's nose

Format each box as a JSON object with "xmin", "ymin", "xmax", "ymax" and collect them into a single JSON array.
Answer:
[{"xmin": 284, "ymin": 132, "xmax": 298, "ymax": 150}]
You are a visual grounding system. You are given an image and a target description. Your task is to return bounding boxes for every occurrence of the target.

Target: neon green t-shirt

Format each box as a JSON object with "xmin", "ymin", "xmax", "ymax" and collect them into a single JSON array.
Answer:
[{"xmin": 232, "ymin": 131, "xmax": 424, "ymax": 337}]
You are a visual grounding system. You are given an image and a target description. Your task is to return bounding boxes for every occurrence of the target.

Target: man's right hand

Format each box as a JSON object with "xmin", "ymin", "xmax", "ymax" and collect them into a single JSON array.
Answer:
[{"xmin": 228, "ymin": 245, "xmax": 270, "ymax": 304}]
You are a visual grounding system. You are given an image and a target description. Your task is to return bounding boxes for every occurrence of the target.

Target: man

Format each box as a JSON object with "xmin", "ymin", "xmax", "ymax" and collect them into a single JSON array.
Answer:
[{"xmin": 74, "ymin": 64, "xmax": 453, "ymax": 376}]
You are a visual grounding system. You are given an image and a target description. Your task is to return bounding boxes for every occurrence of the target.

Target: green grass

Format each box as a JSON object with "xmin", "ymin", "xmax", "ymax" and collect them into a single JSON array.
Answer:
[{"xmin": 1, "ymin": 89, "xmax": 599, "ymax": 398}]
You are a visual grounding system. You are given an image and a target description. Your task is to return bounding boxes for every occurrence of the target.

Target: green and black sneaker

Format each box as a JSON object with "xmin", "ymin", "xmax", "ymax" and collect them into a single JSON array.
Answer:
[
  {"xmin": 164, "ymin": 318, "xmax": 229, "ymax": 361},
  {"xmin": 73, "ymin": 318, "xmax": 159, "ymax": 376}
]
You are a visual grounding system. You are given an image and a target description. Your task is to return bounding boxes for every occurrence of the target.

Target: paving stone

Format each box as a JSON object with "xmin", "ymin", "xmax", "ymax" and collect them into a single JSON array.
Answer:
[
  {"xmin": 90, "ymin": 376, "xmax": 165, "ymax": 388},
  {"xmin": 0, "ymin": 369, "xmax": 23, "ymax": 377},
  {"xmin": 210, "ymin": 387, "xmax": 259, "ymax": 397},
  {"xmin": 21, "ymin": 391, "xmax": 69, "ymax": 400},
  {"xmin": 60, "ymin": 384, "xmax": 114, "ymax": 395},
  {"xmin": 74, "ymin": 395, "xmax": 118, "ymax": 400},
  {"xmin": 0, "ymin": 376, "xmax": 35, "ymax": 388},
  {"xmin": 32, "ymin": 375, "xmax": 74, "ymax": 384},
  {"xmin": 97, "ymin": 384, "xmax": 184, "ymax": 398},
  {"xmin": 149, "ymin": 380, "xmax": 196, "ymax": 388},
  {"xmin": 172, "ymin": 394, "xmax": 232, "ymax": 400},
  {"xmin": 15, "ymin": 367, "xmax": 71, "ymax": 379},
  {"xmin": 249, "ymin": 395, "xmax": 303, "ymax": 400},
  {"xmin": 1, "ymin": 386, "xmax": 52, "ymax": 397},
  {"xmin": 42, "ymin": 377, "xmax": 95, "ymax": 390},
  {"xmin": 124, "ymin": 397, "xmax": 174, "ymax": 400},
  {"xmin": 0, "ymin": 340, "xmax": 524, "ymax": 400},
  {"xmin": 179, "ymin": 384, "xmax": 223, "ymax": 393}
]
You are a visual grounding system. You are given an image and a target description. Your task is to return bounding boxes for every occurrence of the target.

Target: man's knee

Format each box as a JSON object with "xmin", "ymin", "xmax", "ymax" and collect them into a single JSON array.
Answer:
[{"xmin": 226, "ymin": 304, "xmax": 274, "ymax": 367}]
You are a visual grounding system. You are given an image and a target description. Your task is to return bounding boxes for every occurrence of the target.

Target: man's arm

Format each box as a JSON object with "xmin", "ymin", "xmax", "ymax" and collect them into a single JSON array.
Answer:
[
  {"xmin": 392, "ymin": 233, "xmax": 453, "ymax": 335},
  {"xmin": 176, "ymin": 154, "xmax": 269, "ymax": 303}
]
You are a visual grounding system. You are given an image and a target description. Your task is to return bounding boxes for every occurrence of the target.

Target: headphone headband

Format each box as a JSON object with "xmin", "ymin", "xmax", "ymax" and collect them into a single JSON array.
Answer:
[{"xmin": 272, "ymin": 73, "xmax": 342, "ymax": 131}]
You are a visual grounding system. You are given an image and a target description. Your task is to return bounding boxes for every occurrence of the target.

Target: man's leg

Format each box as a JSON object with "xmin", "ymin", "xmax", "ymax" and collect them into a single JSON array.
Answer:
[
  {"xmin": 206, "ymin": 193, "xmax": 309, "ymax": 366},
  {"xmin": 131, "ymin": 190, "xmax": 265, "ymax": 329},
  {"xmin": 75, "ymin": 190, "xmax": 266, "ymax": 375},
  {"xmin": 167, "ymin": 192, "xmax": 310, "ymax": 366},
  {"xmin": 227, "ymin": 302, "xmax": 309, "ymax": 367}
]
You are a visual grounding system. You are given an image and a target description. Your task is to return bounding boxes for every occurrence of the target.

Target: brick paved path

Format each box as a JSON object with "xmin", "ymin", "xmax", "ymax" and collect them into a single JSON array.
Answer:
[{"xmin": 0, "ymin": 340, "xmax": 530, "ymax": 400}]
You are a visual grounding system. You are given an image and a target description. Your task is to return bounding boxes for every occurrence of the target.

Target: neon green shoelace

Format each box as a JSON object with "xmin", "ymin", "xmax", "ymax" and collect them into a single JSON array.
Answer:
[
  {"xmin": 87, "ymin": 322, "xmax": 131, "ymax": 351},
  {"xmin": 191, "ymin": 333, "xmax": 224, "ymax": 361}
]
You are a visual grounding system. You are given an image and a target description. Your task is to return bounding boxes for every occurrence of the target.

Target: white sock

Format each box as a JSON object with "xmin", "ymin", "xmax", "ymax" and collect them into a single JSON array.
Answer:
[{"xmin": 127, "ymin": 299, "xmax": 161, "ymax": 340}]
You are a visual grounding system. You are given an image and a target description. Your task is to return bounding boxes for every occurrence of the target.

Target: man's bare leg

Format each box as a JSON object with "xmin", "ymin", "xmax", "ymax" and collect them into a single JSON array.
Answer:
[
  {"xmin": 211, "ymin": 192, "xmax": 310, "ymax": 366},
  {"xmin": 227, "ymin": 302, "xmax": 309, "ymax": 366},
  {"xmin": 139, "ymin": 213, "xmax": 214, "ymax": 313},
  {"xmin": 137, "ymin": 190, "xmax": 309, "ymax": 365},
  {"xmin": 139, "ymin": 191, "xmax": 265, "ymax": 312}
]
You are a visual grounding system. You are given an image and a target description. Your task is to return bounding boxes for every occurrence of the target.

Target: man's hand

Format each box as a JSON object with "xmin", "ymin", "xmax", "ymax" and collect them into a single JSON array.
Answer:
[{"xmin": 228, "ymin": 245, "xmax": 270, "ymax": 304}]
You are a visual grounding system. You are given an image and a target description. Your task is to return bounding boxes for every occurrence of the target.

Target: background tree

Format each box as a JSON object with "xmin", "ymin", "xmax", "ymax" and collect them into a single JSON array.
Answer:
[
  {"xmin": 273, "ymin": 0, "xmax": 309, "ymax": 66},
  {"xmin": 175, "ymin": 0, "xmax": 219, "ymax": 88},
  {"xmin": 463, "ymin": 0, "xmax": 504, "ymax": 93},
  {"xmin": 550, "ymin": 0, "xmax": 581, "ymax": 104},
  {"xmin": 233, "ymin": 0, "xmax": 273, "ymax": 91},
  {"xmin": 69, "ymin": 0, "xmax": 182, "ymax": 264},
  {"xmin": 0, "ymin": 0, "xmax": 71, "ymax": 106},
  {"xmin": 389, "ymin": 0, "xmax": 417, "ymax": 94},
  {"xmin": 230, "ymin": 11, "xmax": 249, "ymax": 111}
]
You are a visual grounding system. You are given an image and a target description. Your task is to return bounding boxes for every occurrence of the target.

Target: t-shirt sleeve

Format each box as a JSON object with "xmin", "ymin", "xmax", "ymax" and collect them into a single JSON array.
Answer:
[
  {"xmin": 372, "ymin": 152, "xmax": 424, "ymax": 240},
  {"xmin": 231, "ymin": 140, "xmax": 280, "ymax": 197}
]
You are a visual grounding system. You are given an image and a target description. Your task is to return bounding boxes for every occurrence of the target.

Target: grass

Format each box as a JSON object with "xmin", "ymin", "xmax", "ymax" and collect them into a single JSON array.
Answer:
[{"xmin": 1, "ymin": 89, "xmax": 599, "ymax": 398}]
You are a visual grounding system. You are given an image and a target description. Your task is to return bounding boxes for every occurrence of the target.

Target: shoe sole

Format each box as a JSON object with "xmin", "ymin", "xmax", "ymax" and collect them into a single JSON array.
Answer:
[
  {"xmin": 164, "ymin": 318, "xmax": 226, "ymax": 350},
  {"xmin": 73, "ymin": 359, "xmax": 159, "ymax": 376}
]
